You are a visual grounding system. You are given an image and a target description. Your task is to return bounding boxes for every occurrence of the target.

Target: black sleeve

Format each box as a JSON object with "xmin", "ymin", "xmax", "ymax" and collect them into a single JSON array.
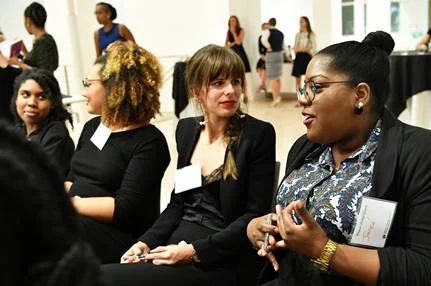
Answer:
[
  {"xmin": 377, "ymin": 129, "xmax": 431, "ymax": 285},
  {"xmin": 112, "ymin": 129, "xmax": 171, "ymax": 234},
  {"xmin": 427, "ymin": 28, "xmax": 431, "ymax": 37},
  {"xmin": 39, "ymin": 122, "xmax": 74, "ymax": 178},
  {"xmin": 192, "ymin": 121, "xmax": 276, "ymax": 265}
]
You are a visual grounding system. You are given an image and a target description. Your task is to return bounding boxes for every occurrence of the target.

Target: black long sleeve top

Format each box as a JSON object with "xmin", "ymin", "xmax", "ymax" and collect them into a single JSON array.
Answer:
[{"xmin": 67, "ymin": 117, "xmax": 170, "ymax": 236}]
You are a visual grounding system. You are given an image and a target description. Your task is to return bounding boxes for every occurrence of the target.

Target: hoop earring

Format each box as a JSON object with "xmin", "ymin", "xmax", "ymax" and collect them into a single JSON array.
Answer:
[{"xmin": 355, "ymin": 102, "xmax": 364, "ymax": 115}]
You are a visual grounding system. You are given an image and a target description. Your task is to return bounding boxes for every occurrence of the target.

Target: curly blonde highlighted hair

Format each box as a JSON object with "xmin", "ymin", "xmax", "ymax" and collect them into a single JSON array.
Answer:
[
  {"xmin": 185, "ymin": 44, "xmax": 246, "ymax": 180},
  {"xmin": 99, "ymin": 41, "xmax": 162, "ymax": 127}
]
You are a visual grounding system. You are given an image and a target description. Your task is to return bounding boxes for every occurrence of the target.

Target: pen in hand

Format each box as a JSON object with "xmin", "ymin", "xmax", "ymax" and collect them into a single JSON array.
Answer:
[
  {"xmin": 121, "ymin": 253, "xmax": 147, "ymax": 262},
  {"xmin": 262, "ymin": 213, "xmax": 272, "ymax": 250}
]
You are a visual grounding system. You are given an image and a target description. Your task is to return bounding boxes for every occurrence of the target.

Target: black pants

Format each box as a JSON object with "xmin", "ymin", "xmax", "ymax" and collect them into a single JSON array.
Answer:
[
  {"xmin": 77, "ymin": 215, "xmax": 137, "ymax": 264},
  {"xmin": 101, "ymin": 220, "xmax": 236, "ymax": 286}
]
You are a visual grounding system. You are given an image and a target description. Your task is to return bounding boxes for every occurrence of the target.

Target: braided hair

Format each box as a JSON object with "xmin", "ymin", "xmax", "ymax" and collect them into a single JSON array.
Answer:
[{"xmin": 185, "ymin": 44, "xmax": 247, "ymax": 180}]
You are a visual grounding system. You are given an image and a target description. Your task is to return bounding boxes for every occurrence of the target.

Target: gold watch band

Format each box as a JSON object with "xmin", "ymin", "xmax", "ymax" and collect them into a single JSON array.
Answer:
[{"xmin": 311, "ymin": 239, "xmax": 338, "ymax": 272}]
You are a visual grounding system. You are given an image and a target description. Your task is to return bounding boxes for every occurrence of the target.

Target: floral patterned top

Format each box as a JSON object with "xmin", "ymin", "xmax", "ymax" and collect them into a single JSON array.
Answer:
[{"xmin": 276, "ymin": 121, "xmax": 382, "ymax": 242}]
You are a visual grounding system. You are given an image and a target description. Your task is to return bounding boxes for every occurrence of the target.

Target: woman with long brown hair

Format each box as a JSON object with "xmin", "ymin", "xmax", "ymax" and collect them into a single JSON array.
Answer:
[
  {"xmin": 225, "ymin": 15, "xmax": 251, "ymax": 73},
  {"xmin": 102, "ymin": 44, "xmax": 276, "ymax": 286},
  {"xmin": 292, "ymin": 16, "xmax": 316, "ymax": 90}
]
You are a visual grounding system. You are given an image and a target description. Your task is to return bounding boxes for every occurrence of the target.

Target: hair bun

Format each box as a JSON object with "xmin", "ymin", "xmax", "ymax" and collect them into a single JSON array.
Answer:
[{"xmin": 362, "ymin": 31, "xmax": 395, "ymax": 55}]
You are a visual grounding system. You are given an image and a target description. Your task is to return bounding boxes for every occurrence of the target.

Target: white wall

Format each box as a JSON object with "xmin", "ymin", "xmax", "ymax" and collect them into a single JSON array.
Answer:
[{"xmin": 1, "ymin": 0, "xmax": 429, "ymax": 113}]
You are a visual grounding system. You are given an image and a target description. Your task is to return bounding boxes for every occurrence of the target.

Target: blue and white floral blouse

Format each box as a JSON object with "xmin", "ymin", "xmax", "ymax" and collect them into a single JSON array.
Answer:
[{"xmin": 276, "ymin": 121, "xmax": 382, "ymax": 242}]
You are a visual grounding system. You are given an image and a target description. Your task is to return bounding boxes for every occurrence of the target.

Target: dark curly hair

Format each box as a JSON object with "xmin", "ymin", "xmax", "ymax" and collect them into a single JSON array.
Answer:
[
  {"xmin": 10, "ymin": 68, "xmax": 73, "ymax": 129},
  {"xmin": 0, "ymin": 121, "xmax": 104, "ymax": 286}
]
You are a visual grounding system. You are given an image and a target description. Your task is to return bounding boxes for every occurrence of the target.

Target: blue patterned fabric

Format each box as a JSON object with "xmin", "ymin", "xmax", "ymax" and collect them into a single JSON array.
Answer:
[{"xmin": 276, "ymin": 121, "xmax": 381, "ymax": 242}]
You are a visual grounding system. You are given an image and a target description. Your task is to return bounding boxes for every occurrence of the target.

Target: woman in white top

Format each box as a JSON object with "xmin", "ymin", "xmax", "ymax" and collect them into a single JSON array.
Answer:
[{"xmin": 292, "ymin": 16, "xmax": 316, "ymax": 89}]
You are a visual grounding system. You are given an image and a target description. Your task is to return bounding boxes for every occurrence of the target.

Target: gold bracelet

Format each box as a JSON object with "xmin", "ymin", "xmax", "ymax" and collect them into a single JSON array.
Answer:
[{"xmin": 310, "ymin": 239, "xmax": 338, "ymax": 272}]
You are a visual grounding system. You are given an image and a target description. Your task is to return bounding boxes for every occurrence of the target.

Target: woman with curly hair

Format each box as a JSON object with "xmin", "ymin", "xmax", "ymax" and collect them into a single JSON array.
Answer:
[
  {"xmin": 65, "ymin": 41, "xmax": 170, "ymax": 263},
  {"xmin": 0, "ymin": 122, "xmax": 103, "ymax": 286},
  {"xmin": 10, "ymin": 68, "xmax": 74, "ymax": 178}
]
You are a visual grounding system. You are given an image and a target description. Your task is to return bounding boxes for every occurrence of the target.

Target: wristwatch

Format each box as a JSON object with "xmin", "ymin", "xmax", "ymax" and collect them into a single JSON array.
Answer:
[{"xmin": 311, "ymin": 239, "xmax": 338, "ymax": 272}]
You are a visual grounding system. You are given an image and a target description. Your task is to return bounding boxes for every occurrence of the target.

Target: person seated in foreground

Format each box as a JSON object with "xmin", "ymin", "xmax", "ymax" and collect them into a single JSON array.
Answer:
[
  {"xmin": 10, "ymin": 68, "xmax": 74, "ymax": 178},
  {"xmin": 247, "ymin": 31, "xmax": 431, "ymax": 285},
  {"xmin": 102, "ymin": 44, "xmax": 276, "ymax": 286},
  {"xmin": 65, "ymin": 41, "xmax": 170, "ymax": 263},
  {"xmin": 0, "ymin": 121, "xmax": 103, "ymax": 286}
]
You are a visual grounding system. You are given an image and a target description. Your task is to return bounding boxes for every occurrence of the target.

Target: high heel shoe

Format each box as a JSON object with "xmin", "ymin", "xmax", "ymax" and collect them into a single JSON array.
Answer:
[{"xmin": 270, "ymin": 96, "xmax": 282, "ymax": 107}]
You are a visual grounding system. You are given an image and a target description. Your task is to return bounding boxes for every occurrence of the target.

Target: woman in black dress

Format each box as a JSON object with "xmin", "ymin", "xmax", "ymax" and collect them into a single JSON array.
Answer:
[{"xmin": 225, "ymin": 15, "xmax": 251, "ymax": 73}]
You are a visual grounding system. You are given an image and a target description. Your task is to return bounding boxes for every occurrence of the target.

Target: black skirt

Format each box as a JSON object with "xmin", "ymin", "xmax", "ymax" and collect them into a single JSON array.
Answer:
[
  {"xmin": 292, "ymin": 52, "xmax": 312, "ymax": 77},
  {"xmin": 256, "ymin": 58, "xmax": 265, "ymax": 70}
]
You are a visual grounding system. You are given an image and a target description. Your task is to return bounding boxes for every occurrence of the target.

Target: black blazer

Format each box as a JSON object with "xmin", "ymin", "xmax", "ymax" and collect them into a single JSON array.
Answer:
[
  {"xmin": 139, "ymin": 114, "xmax": 276, "ymax": 266},
  {"xmin": 262, "ymin": 109, "xmax": 431, "ymax": 285}
]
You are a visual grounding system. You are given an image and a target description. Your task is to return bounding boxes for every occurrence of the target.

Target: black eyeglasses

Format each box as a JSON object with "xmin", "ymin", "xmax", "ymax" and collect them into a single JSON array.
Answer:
[
  {"xmin": 296, "ymin": 80, "xmax": 356, "ymax": 103},
  {"xmin": 82, "ymin": 78, "xmax": 101, "ymax": 88}
]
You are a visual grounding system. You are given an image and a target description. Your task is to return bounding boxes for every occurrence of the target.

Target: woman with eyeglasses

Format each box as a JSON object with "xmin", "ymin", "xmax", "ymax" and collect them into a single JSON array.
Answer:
[
  {"xmin": 65, "ymin": 42, "xmax": 170, "ymax": 263},
  {"xmin": 247, "ymin": 31, "xmax": 431, "ymax": 285}
]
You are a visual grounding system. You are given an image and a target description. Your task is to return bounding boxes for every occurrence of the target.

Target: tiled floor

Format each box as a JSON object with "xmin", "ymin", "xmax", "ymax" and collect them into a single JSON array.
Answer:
[{"xmin": 153, "ymin": 93, "xmax": 307, "ymax": 211}]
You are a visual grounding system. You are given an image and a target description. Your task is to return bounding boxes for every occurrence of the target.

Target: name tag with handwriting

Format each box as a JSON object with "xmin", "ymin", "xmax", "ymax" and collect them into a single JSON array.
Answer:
[{"xmin": 350, "ymin": 197, "xmax": 397, "ymax": 248}]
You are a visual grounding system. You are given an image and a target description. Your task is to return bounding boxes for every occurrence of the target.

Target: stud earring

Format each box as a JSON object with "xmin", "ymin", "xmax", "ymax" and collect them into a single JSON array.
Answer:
[{"xmin": 355, "ymin": 101, "xmax": 364, "ymax": 115}]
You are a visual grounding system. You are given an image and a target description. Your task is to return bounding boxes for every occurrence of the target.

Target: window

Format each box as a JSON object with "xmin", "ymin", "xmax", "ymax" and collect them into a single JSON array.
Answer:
[
  {"xmin": 363, "ymin": 1, "xmax": 367, "ymax": 34},
  {"xmin": 342, "ymin": 0, "xmax": 355, "ymax": 35},
  {"xmin": 390, "ymin": 1, "xmax": 400, "ymax": 33}
]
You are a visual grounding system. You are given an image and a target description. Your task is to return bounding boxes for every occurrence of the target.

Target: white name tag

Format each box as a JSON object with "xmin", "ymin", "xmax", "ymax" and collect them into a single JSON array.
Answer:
[
  {"xmin": 350, "ymin": 197, "xmax": 397, "ymax": 248},
  {"xmin": 175, "ymin": 164, "xmax": 202, "ymax": 194},
  {"xmin": 90, "ymin": 122, "xmax": 112, "ymax": 151}
]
